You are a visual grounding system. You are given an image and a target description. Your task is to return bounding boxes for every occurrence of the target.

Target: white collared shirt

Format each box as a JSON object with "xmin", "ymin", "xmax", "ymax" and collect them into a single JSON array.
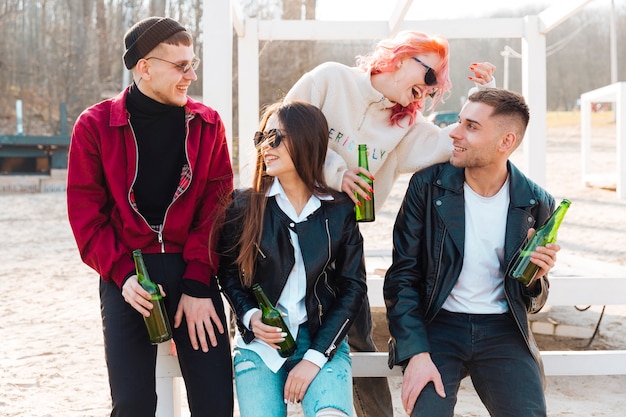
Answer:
[{"xmin": 236, "ymin": 179, "xmax": 333, "ymax": 372}]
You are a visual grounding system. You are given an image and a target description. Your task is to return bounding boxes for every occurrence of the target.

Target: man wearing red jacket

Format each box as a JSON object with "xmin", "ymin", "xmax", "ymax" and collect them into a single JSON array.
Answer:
[{"xmin": 67, "ymin": 17, "xmax": 234, "ymax": 417}]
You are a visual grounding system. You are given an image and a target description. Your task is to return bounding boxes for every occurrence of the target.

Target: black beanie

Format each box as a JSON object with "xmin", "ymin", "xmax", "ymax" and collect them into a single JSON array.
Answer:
[{"xmin": 123, "ymin": 17, "xmax": 186, "ymax": 69}]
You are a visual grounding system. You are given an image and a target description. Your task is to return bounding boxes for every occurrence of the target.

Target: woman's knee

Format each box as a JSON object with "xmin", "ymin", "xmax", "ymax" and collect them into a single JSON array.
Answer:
[{"xmin": 316, "ymin": 407, "xmax": 349, "ymax": 417}]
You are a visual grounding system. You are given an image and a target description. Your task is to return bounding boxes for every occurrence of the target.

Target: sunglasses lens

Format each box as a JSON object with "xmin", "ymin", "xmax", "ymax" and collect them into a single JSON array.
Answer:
[
  {"xmin": 253, "ymin": 131, "xmax": 264, "ymax": 147},
  {"xmin": 267, "ymin": 130, "xmax": 282, "ymax": 148},
  {"xmin": 254, "ymin": 129, "xmax": 283, "ymax": 148},
  {"xmin": 425, "ymin": 69, "xmax": 437, "ymax": 86}
]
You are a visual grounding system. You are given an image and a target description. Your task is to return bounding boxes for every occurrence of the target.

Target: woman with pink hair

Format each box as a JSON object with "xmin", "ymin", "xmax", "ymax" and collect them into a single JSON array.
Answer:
[
  {"xmin": 284, "ymin": 30, "xmax": 495, "ymax": 417},
  {"xmin": 286, "ymin": 30, "xmax": 494, "ymax": 210}
]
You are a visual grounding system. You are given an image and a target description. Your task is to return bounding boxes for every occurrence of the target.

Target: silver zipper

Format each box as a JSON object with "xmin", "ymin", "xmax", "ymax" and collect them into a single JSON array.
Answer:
[
  {"xmin": 424, "ymin": 227, "xmax": 446, "ymax": 316},
  {"xmin": 255, "ymin": 243, "xmax": 266, "ymax": 259},
  {"xmin": 314, "ymin": 219, "xmax": 333, "ymax": 324},
  {"xmin": 127, "ymin": 119, "xmax": 153, "ymax": 232},
  {"xmin": 127, "ymin": 114, "xmax": 194, "ymax": 253},
  {"xmin": 158, "ymin": 228, "xmax": 164, "ymax": 252},
  {"xmin": 157, "ymin": 113, "xmax": 194, "ymax": 252},
  {"xmin": 325, "ymin": 318, "xmax": 350, "ymax": 356}
]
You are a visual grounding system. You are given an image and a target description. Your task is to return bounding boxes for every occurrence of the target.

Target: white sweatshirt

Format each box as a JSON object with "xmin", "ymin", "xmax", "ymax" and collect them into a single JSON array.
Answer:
[{"xmin": 284, "ymin": 61, "xmax": 493, "ymax": 211}]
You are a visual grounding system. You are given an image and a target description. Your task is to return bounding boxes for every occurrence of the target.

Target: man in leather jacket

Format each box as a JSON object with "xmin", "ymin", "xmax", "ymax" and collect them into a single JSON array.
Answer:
[{"xmin": 384, "ymin": 88, "xmax": 560, "ymax": 417}]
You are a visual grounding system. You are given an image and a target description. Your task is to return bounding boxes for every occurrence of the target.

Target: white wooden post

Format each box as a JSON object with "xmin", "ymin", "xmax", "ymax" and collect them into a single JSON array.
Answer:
[
  {"xmin": 521, "ymin": 15, "xmax": 547, "ymax": 188},
  {"xmin": 156, "ymin": 342, "xmax": 182, "ymax": 417},
  {"xmin": 617, "ymin": 82, "xmax": 626, "ymax": 199},
  {"xmin": 237, "ymin": 18, "xmax": 260, "ymax": 188},
  {"xmin": 203, "ymin": 0, "xmax": 233, "ymax": 152},
  {"xmin": 580, "ymin": 82, "xmax": 626, "ymax": 199},
  {"xmin": 581, "ymin": 88, "xmax": 593, "ymax": 187}
]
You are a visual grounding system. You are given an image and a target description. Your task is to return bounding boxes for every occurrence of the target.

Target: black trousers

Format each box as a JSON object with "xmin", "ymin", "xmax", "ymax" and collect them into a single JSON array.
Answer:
[
  {"xmin": 411, "ymin": 310, "xmax": 546, "ymax": 417},
  {"xmin": 100, "ymin": 252, "xmax": 233, "ymax": 417}
]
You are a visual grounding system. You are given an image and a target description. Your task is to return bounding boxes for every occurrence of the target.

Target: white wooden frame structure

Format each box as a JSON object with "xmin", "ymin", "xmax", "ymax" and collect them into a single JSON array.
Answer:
[
  {"xmin": 580, "ymin": 82, "xmax": 626, "ymax": 199},
  {"xmin": 203, "ymin": 0, "xmax": 594, "ymax": 188},
  {"xmin": 155, "ymin": 270, "xmax": 626, "ymax": 417}
]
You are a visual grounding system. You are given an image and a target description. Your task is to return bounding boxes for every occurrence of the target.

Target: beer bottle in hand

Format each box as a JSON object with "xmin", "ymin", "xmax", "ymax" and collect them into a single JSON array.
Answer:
[
  {"xmin": 252, "ymin": 283, "xmax": 297, "ymax": 357},
  {"xmin": 511, "ymin": 199, "xmax": 571, "ymax": 286},
  {"xmin": 355, "ymin": 144, "xmax": 375, "ymax": 222},
  {"xmin": 132, "ymin": 249, "xmax": 173, "ymax": 344}
]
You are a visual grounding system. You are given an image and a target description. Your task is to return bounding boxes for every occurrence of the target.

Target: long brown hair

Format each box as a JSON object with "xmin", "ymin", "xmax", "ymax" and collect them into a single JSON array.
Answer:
[{"xmin": 235, "ymin": 100, "xmax": 334, "ymax": 286}]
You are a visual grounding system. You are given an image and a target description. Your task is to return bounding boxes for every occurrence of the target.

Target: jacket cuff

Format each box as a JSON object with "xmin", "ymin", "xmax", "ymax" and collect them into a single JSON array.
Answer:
[
  {"xmin": 243, "ymin": 308, "xmax": 260, "ymax": 329},
  {"xmin": 181, "ymin": 278, "xmax": 212, "ymax": 298},
  {"xmin": 112, "ymin": 256, "xmax": 136, "ymax": 289},
  {"xmin": 184, "ymin": 260, "xmax": 212, "ymax": 286},
  {"xmin": 304, "ymin": 349, "xmax": 327, "ymax": 369},
  {"xmin": 523, "ymin": 277, "xmax": 544, "ymax": 298},
  {"xmin": 121, "ymin": 271, "xmax": 135, "ymax": 288}
]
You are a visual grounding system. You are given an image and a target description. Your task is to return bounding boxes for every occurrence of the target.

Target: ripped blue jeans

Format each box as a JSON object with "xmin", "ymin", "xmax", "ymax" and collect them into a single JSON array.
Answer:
[{"xmin": 233, "ymin": 325, "xmax": 353, "ymax": 417}]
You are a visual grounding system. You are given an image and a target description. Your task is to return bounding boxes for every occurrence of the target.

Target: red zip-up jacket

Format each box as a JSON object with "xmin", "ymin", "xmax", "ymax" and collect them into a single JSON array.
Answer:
[{"xmin": 67, "ymin": 87, "xmax": 234, "ymax": 289}]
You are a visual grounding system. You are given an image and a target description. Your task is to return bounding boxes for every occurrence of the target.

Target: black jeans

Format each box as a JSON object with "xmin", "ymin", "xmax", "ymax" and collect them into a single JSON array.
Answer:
[
  {"xmin": 348, "ymin": 295, "xmax": 394, "ymax": 417},
  {"xmin": 100, "ymin": 253, "xmax": 233, "ymax": 417},
  {"xmin": 411, "ymin": 310, "xmax": 546, "ymax": 417}
]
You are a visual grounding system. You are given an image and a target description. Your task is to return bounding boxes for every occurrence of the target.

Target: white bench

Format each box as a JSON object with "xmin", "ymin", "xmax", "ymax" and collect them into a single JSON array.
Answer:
[{"xmin": 155, "ymin": 273, "xmax": 626, "ymax": 417}]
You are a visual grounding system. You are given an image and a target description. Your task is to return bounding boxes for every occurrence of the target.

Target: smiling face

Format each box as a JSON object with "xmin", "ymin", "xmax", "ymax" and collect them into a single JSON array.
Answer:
[
  {"xmin": 448, "ymin": 101, "xmax": 506, "ymax": 170},
  {"xmin": 388, "ymin": 53, "xmax": 440, "ymax": 107},
  {"xmin": 259, "ymin": 114, "xmax": 297, "ymax": 180},
  {"xmin": 135, "ymin": 43, "xmax": 198, "ymax": 107}
]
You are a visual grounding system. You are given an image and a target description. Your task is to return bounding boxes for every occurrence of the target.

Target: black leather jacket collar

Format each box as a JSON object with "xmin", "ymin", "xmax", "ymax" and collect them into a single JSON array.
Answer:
[
  {"xmin": 385, "ymin": 161, "xmax": 554, "ymax": 376},
  {"xmin": 217, "ymin": 191, "xmax": 367, "ymax": 360}
]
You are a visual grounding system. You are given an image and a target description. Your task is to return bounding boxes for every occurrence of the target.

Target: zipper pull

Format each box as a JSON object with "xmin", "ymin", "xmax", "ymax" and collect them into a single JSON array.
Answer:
[
  {"xmin": 325, "ymin": 343, "xmax": 336, "ymax": 356},
  {"xmin": 158, "ymin": 228, "xmax": 165, "ymax": 253}
]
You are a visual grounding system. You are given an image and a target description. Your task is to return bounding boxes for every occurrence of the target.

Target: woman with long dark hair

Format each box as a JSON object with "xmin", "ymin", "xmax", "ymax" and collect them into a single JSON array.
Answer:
[{"xmin": 217, "ymin": 101, "xmax": 367, "ymax": 417}]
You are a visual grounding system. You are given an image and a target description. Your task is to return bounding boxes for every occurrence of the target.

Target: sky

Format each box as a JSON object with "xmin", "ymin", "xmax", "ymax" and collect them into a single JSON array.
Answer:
[{"xmin": 315, "ymin": 0, "xmax": 558, "ymax": 20}]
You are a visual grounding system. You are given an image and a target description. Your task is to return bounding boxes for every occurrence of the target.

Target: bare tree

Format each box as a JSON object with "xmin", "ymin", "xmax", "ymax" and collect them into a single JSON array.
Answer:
[
  {"xmin": 150, "ymin": 0, "xmax": 166, "ymax": 17},
  {"xmin": 0, "ymin": 0, "xmax": 624, "ymax": 138}
]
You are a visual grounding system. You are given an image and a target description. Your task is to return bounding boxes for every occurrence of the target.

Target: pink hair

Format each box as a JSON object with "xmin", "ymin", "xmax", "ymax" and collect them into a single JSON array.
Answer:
[{"xmin": 356, "ymin": 31, "xmax": 452, "ymax": 127}]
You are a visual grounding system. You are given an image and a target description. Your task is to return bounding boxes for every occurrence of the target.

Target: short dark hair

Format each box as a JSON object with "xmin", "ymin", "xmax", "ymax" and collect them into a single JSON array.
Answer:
[{"xmin": 468, "ymin": 88, "xmax": 530, "ymax": 138}]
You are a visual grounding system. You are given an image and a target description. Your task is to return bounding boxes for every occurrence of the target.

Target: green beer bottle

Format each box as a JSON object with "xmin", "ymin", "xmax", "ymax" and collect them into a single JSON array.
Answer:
[
  {"xmin": 252, "ymin": 283, "xmax": 297, "ymax": 358},
  {"xmin": 510, "ymin": 199, "xmax": 571, "ymax": 286},
  {"xmin": 355, "ymin": 144, "xmax": 375, "ymax": 222},
  {"xmin": 132, "ymin": 249, "xmax": 173, "ymax": 344}
]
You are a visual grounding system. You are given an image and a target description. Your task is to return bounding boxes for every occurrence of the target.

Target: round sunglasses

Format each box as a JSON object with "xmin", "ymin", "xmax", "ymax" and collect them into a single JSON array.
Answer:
[
  {"xmin": 412, "ymin": 57, "xmax": 437, "ymax": 87},
  {"xmin": 253, "ymin": 129, "xmax": 285, "ymax": 148}
]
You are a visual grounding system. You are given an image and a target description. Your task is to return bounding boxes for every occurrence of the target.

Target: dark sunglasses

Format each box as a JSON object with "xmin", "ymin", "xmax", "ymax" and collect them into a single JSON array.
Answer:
[
  {"xmin": 412, "ymin": 57, "xmax": 438, "ymax": 87},
  {"xmin": 253, "ymin": 129, "xmax": 284, "ymax": 148}
]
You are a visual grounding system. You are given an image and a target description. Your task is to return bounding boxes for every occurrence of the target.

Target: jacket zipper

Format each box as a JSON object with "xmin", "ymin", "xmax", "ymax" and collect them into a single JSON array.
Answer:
[
  {"xmin": 325, "ymin": 318, "xmax": 350, "ymax": 356},
  {"xmin": 255, "ymin": 243, "xmax": 267, "ymax": 259},
  {"xmin": 157, "ymin": 113, "xmax": 194, "ymax": 252},
  {"xmin": 424, "ymin": 227, "xmax": 446, "ymax": 316},
  {"xmin": 127, "ymin": 119, "xmax": 154, "ymax": 235},
  {"xmin": 357, "ymin": 96, "xmax": 386, "ymax": 131},
  {"xmin": 314, "ymin": 219, "xmax": 333, "ymax": 325},
  {"xmin": 127, "ymin": 113, "xmax": 194, "ymax": 253}
]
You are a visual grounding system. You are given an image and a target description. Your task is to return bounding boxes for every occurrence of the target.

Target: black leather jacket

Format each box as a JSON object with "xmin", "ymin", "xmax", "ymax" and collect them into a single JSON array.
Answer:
[
  {"xmin": 217, "ymin": 190, "xmax": 367, "ymax": 360},
  {"xmin": 384, "ymin": 162, "xmax": 554, "ymax": 375}
]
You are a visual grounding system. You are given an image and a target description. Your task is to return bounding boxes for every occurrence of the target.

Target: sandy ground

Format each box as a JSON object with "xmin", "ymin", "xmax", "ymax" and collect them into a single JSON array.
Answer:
[{"xmin": 1, "ymin": 117, "xmax": 626, "ymax": 416}]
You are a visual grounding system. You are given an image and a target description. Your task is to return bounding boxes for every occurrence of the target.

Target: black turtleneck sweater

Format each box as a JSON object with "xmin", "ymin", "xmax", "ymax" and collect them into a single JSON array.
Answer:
[{"xmin": 126, "ymin": 83, "xmax": 186, "ymax": 225}]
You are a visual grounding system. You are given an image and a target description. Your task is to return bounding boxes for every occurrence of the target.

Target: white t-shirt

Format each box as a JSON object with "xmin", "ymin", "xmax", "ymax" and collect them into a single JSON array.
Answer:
[{"xmin": 442, "ymin": 178, "xmax": 510, "ymax": 314}]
